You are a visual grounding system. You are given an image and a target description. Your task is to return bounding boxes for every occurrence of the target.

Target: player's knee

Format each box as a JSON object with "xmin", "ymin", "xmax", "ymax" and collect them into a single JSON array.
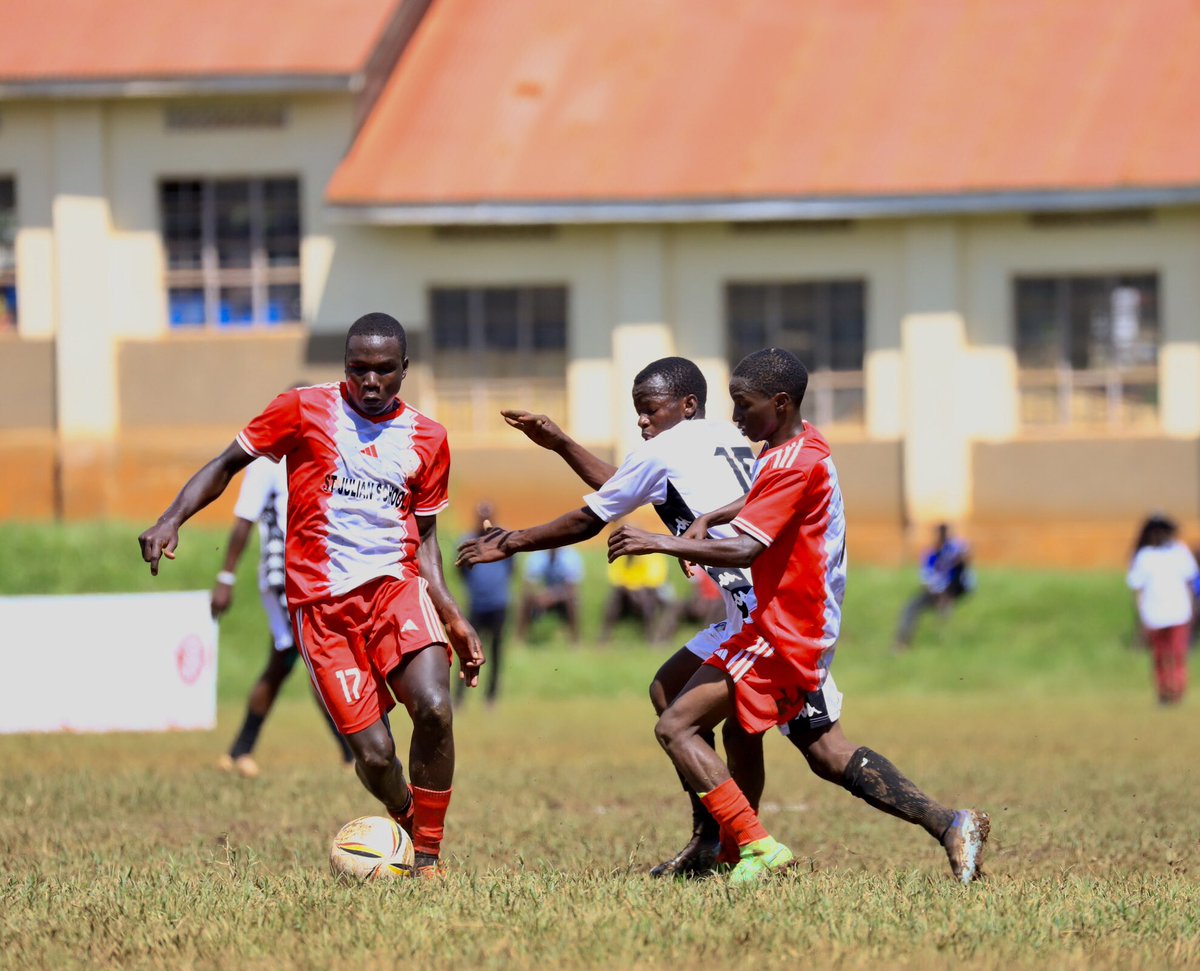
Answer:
[
  {"xmin": 653, "ymin": 716, "xmax": 673, "ymax": 752},
  {"xmin": 654, "ymin": 709, "xmax": 690, "ymax": 754},
  {"xmin": 352, "ymin": 733, "xmax": 396, "ymax": 775},
  {"xmin": 409, "ymin": 692, "xmax": 453, "ymax": 736}
]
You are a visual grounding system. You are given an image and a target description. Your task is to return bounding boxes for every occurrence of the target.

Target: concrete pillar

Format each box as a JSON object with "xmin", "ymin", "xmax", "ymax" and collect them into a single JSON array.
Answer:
[
  {"xmin": 900, "ymin": 221, "xmax": 971, "ymax": 526},
  {"xmin": 1160, "ymin": 343, "xmax": 1200, "ymax": 438},
  {"xmin": 609, "ymin": 227, "xmax": 674, "ymax": 458},
  {"xmin": 567, "ymin": 357, "xmax": 616, "ymax": 447},
  {"xmin": 51, "ymin": 104, "xmax": 116, "ymax": 440}
]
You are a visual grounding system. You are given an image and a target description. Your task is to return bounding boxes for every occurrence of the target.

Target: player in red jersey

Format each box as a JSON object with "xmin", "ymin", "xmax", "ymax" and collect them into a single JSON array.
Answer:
[
  {"xmin": 609, "ymin": 348, "xmax": 989, "ymax": 885},
  {"xmin": 139, "ymin": 313, "xmax": 482, "ymax": 876}
]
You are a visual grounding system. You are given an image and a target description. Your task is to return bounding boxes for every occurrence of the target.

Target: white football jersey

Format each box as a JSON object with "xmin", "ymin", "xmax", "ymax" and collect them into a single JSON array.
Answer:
[
  {"xmin": 583, "ymin": 418, "xmax": 757, "ymax": 628},
  {"xmin": 232, "ymin": 456, "xmax": 288, "ymax": 592}
]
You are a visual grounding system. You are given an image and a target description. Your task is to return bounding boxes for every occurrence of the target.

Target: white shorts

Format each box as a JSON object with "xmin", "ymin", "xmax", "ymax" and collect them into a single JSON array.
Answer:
[
  {"xmin": 258, "ymin": 584, "xmax": 295, "ymax": 652},
  {"xmin": 777, "ymin": 673, "xmax": 843, "ymax": 734},
  {"xmin": 684, "ymin": 619, "xmax": 733, "ymax": 661}
]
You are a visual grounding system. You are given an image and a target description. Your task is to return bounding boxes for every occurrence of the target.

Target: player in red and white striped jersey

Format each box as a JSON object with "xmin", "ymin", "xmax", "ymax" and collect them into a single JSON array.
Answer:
[
  {"xmin": 610, "ymin": 348, "xmax": 989, "ymax": 885},
  {"xmin": 140, "ymin": 314, "xmax": 482, "ymax": 876}
]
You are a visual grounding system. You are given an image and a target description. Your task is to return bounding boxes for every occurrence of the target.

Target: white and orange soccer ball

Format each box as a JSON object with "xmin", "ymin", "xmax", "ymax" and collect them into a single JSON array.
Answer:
[{"xmin": 329, "ymin": 815, "xmax": 414, "ymax": 881}]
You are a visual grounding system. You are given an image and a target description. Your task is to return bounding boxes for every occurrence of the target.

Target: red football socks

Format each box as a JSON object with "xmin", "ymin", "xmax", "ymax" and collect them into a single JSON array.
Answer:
[
  {"xmin": 410, "ymin": 785, "xmax": 452, "ymax": 857},
  {"xmin": 700, "ymin": 778, "xmax": 768, "ymax": 848}
]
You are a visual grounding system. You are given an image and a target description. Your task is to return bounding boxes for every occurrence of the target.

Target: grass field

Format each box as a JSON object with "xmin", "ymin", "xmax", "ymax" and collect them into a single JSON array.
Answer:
[{"xmin": 1, "ymin": 523, "xmax": 1198, "ymax": 969}]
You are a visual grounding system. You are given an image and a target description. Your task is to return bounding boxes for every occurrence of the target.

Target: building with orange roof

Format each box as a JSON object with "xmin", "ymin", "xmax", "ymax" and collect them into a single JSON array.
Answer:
[{"xmin": 2, "ymin": 0, "xmax": 1199, "ymax": 564}]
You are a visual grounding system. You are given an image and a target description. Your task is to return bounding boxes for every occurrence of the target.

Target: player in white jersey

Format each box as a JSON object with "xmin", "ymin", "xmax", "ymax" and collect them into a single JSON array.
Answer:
[
  {"xmin": 212, "ymin": 454, "xmax": 353, "ymax": 778},
  {"xmin": 458, "ymin": 357, "xmax": 839, "ymax": 876},
  {"xmin": 612, "ymin": 348, "xmax": 989, "ymax": 884}
]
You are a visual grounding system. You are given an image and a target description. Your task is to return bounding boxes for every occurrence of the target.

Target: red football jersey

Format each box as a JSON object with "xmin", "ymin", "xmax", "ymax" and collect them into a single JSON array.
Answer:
[
  {"xmin": 235, "ymin": 383, "xmax": 450, "ymax": 605},
  {"xmin": 729, "ymin": 422, "xmax": 846, "ymax": 686}
]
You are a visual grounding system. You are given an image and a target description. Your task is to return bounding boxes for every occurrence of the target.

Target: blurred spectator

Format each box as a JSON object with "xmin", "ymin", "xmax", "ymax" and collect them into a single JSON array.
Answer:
[
  {"xmin": 600, "ymin": 553, "xmax": 675, "ymax": 646},
  {"xmin": 893, "ymin": 523, "xmax": 975, "ymax": 652},
  {"xmin": 518, "ymin": 546, "xmax": 583, "ymax": 645},
  {"xmin": 1127, "ymin": 514, "xmax": 1198, "ymax": 705},
  {"xmin": 455, "ymin": 501, "xmax": 514, "ymax": 707},
  {"xmin": 213, "ymin": 454, "xmax": 353, "ymax": 777},
  {"xmin": 1191, "ymin": 546, "xmax": 1200, "ymax": 650}
]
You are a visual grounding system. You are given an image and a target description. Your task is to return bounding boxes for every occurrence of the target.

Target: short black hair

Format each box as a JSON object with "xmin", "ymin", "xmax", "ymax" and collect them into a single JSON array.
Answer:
[
  {"xmin": 346, "ymin": 313, "xmax": 407, "ymax": 356},
  {"xmin": 732, "ymin": 348, "xmax": 808, "ymax": 404},
  {"xmin": 633, "ymin": 356, "xmax": 707, "ymax": 408},
  {"xmin": 1135, "ymin": 512, "xmax": 1178, "ymax": 551}
]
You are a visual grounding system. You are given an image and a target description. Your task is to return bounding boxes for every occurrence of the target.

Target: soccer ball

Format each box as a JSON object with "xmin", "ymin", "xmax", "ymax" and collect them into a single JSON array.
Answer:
[{"xmin": 329, "ymin": 815, "xmax": 414, "ymax": 881}]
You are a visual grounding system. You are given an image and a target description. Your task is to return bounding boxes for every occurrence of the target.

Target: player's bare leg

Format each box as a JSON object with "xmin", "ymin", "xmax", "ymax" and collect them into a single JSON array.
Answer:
[
  {"xmin": 649, "ymin": 649, "xmax": 768, "ymax": 877},
  {"xmin": 390, "ymin": 646, "xmax": 455, "ymax": 875},
  {"xmin": 222, "ymin": 644, "xmax": 353, "ymax": 778},
  {"xmin": 343, "ymin": 718, "xmax": 415, "ymax": 831},
  {"xmin": 655, "ymin": 667, "xmax": 793, "ymax": 884},
  {"xmin": 648, "ymin": 648, "xmax": 720, "ymax": 877},
  {"xmin": 220, "ymin": 642, "xmax": 292, "ymax": 778},
  {"xmin": 791, "ymin": 721, "xmax": 990, "ymax": 884}
]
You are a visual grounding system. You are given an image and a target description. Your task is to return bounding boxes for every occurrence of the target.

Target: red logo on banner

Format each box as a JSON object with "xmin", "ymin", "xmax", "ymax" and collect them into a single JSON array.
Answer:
[{"xmin": 175, "ymin": 634, "xmax": 207, "ymax": 686}]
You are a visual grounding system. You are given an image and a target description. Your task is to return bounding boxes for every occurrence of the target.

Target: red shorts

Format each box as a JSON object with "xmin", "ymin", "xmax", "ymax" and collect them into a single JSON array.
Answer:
[
  {"xmin": 704, "ymin": 621, "xmax": 822, "ymax": 734},
  {"xmin": 291, "ymin": 575, "xmax": 450, "ymax": 734}
]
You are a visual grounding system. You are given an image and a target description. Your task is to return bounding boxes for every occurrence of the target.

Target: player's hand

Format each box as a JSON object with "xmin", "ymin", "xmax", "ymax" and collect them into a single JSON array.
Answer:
[
  {"xmin": 138, "ymin": 521, "xmax": 179, "ymax": 576},
  {"xmin": 455, "ymin": 526, "xmax": 513, "ymax": 567},
  {"xmin": 607, "ymin": 524, "xmax": 660, "ymax": 562},
  {"xmin": 447, "ymin": 616, "xmax": 485, "ymax": 687},
  {"xmin": 210, "ymin": 582, "xmax": 233, "ymax": 618},
  {"xmin": 674, "ymin": 517, "xmax": 712, "ymax": 577},
  {"xmin": 681, "ymin": 515, "xmax": 711, "ymax": 543},
  {"xmin": 501, "ymin": 410, "xmax": 565, "ymax": 450}
]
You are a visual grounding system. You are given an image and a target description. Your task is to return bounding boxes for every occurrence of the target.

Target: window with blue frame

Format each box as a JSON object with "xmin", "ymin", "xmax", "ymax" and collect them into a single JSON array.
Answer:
[
  {"xmin": 160, "ymin": 178, "xmax": 301, "ymax": 328},
  {"xmin": 0, "ymin": 178, "xmax": 15, "ymax": 329}
]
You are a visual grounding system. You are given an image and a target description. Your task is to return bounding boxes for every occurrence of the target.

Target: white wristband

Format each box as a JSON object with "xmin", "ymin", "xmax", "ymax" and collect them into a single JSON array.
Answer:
[{"xmin": 216, "ymin": 571, "xmax": 236, "ymax": 586}]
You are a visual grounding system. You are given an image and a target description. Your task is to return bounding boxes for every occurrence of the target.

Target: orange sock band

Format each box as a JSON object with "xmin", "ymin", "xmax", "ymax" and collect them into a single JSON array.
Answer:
[
  {"xmin": 411, "ymin": 785, "xmax": 452, "ymax": 856},
  {"xmin": 699, "ymin": 778, "xmax": 768, "ymax": 848}
]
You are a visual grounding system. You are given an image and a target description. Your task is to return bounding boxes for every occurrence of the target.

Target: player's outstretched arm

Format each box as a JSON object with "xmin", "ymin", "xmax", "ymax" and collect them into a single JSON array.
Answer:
[
  {"xmin": 211, "ymin": 517, "xmax": 254, "ymax": 618},
  {"xmin": 139, "ymin": 442, "xmax": 255, "ymax": 576},
  {"xmin": 608, "ymin": 524, "xmax": 764, "ymax": 569},
  {"xmin": 501, "ymin": 409, "xmax": 617, "ymax": 490},
  {"xmin": 455, "ymin": 507, "xmax": 605, "ymax": 567},
  {"xmin": 416, "ymin": 514, "xmax": 484, "ymax": 686}
]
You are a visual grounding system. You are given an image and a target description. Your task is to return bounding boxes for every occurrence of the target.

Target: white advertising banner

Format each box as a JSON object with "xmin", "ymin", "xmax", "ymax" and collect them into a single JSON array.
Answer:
[{"xmin": 0, "ymin": 591, "xmax": 218, "ymax": 734}]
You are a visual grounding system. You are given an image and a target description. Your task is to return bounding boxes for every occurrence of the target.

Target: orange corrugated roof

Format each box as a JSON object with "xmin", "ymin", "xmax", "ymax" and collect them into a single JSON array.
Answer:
[
  {"xmin": 328, "ymin": 0, "xmax": 1200, "ymax": 207},
  {"xmin": 0, "ymin": 0, "xmax": 399, "ymax": 81}
]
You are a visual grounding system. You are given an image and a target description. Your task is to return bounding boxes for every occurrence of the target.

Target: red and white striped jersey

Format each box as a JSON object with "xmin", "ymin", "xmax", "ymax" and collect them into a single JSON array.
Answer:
[
  {"xmin": 236, "ymin": 383, "xmax": 450, "ymax": 605},
  {"xmin": 730, "ymin": 422, "xmax": 846, "ymax": 684}
]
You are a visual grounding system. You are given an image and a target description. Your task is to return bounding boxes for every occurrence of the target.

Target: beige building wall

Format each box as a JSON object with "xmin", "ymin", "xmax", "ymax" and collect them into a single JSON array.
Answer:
[
  {"xmin": 668, "ymin": 220, "xmax": 907, "ymax": 439},
  {"xmin": 317, "ymin": 223, "xmax": 623, "ymax": 447},
  {"xmin": 960, "ymin": 209, "xmax": 1200, "ymax": 441},
  {"xmin": 0, "ymin": 93, "xmax": 362, "ymax": 518},
  {"xmin": 0, "ymin": 104, "xmax": 56, "ymax": 339},
  {"xmin": 2, "ymin": 82, "xmax": 1199, "ymax": 565}
]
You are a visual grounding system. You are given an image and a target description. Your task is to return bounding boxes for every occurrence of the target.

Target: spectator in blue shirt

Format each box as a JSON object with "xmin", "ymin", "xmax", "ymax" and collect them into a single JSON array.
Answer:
[
  {"xmin": 518, "ymin": 546, "xmax": 584, "ymax": 645},
  {"xmin": 455, "ymin": 501, "xmax": 515, "ymax": 705},
  {"xmin": 893, "ymin": 523, "xmax": 975, "ymax": 652}
]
